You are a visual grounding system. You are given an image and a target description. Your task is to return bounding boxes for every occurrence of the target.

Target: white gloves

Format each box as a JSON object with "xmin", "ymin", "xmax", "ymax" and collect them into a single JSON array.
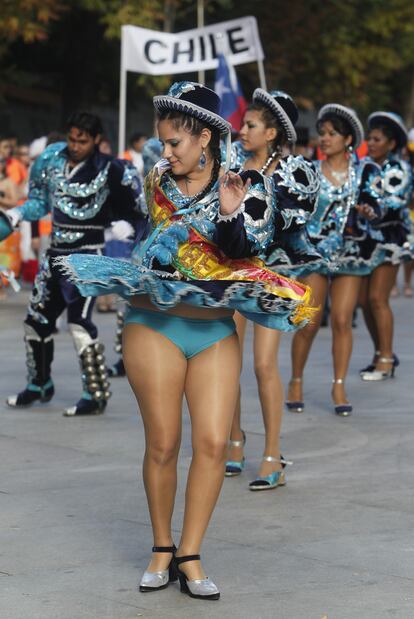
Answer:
[
  {"xmin": 4, "ymin": 207, "xmax": 22, "ymax": 228},
  {"xmin": 104, "ymin": 220, "xmax": 135, "ymax": 242}
]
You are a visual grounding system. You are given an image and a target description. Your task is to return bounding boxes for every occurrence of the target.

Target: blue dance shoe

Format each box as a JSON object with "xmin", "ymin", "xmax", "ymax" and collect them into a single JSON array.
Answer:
[
  {"xmin": 249, "ymin": 455, "xmax": 290, "ymax": 491},
  {"xmin": 225, "ymin": 430, "xmax": 246, "ymax": 477}
]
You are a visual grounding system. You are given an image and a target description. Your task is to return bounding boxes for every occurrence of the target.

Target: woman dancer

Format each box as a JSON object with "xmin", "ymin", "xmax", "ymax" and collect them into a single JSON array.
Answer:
[
  {"xmin": 59, "ymin": 82, "xmax": 314, "ymax": 600},
  {"xmin": 225, "ymin": 90, "xmax": 320, "ymax": 490},
  {"xmin": 359, "ymin": 112, "xmax": 413, "ymax": 380},
  {"xmin": 286, "ymin": 104, "xmax": 383, "ymax": 415}
]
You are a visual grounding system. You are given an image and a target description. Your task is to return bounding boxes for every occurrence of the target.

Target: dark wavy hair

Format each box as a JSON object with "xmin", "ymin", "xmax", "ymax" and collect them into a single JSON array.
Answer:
[
  {"xmin": 156, "ymin": 110, "xmax": 221, "ymax": 200},
  {"xmin": 247, "ymin": 102, "xmax": 288, "ymax": 151},
  {"xmin": 317, "ymin": 112, "xmax": 353, "ymax": 143},
  {"xmin": 66, "ymin": 112, "xmax": 104, "ymax": 138},
  {"xmin": 368, "ymin": 122, "xmax": 398, "ymax": 152}
]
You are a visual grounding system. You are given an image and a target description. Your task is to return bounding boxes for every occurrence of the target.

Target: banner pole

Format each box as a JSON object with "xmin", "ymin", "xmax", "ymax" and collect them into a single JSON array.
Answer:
[
  {"xmin": 197, "ymin": 0, "xmax": 205, "ymax": 84},
  {"xmin": 257, "ymin": 59, "xmax": 267, "ymax": 91},
  {"xmin": 118, "ymin": 29, "xmax": 127, "ymax": 156}
]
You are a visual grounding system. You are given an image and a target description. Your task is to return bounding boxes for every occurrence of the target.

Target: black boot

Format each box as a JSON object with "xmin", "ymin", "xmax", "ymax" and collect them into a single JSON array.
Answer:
[
  {"xmin": 64, "ymin": 327, "xmax": 111, "ymax": 417},
  {"xmin": 7, "ymin": 380, "xmax": 55, "ymax": 407},
  {"xmin": 107, "ymin": 358, "xmax": 125, "ymax": 377},
  {"xmin": 63, "ymin": 396, "xmax": 107, "ymax": 417},
  {"xmin": 7, "ymin": 328, "xmax": 54, "ymax": 408}
]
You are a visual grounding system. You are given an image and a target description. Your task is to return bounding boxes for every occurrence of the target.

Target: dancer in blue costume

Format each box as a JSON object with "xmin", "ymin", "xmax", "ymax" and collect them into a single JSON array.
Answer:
[
  {"xmin": 0, "ymin": 112, "xmax": 142, "ymax": 416},
  {"xmin": 58, "ymin": 82, "xmax": 315, "ymax": 600},
  {"xmin": 224, "ymin": 89, "xmax": 320, "ymax": 491},
  {"xmin": 285, "ymin": 104, "xmax": 384, "ymax": 416},
  {"xmin": 359, "ymin": 112, "xmax": 413, "ymax": 381}
]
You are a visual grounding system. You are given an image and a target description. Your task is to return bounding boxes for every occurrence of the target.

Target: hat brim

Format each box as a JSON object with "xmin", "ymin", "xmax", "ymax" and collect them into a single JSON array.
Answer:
[
  {"xmin": 367, "ymin": 112, "xmax": 408, "ymax": 149},
  {"xmin": 252, "ymin": 88, "xmax": 297, "ymax": 143},
  {"xmin": 153, "ymin": 95, "xmax": 231, "ymax": 135},
  {"xmin": 318, "ymin": 103, "xmax": 364, "ymax": 149}
]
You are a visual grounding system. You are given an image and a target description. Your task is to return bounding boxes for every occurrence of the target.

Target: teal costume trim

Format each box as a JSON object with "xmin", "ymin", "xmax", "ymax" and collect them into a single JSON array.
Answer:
[
  {"xmin": 124, "ymin": 307, "xmax": 236, "ymax": 359},
  {"xmin": 228, "ymin": 141, "xmax": 322, "ymax": 276},
  {"xmin": 291, "ymin": 158, "xmax": 385, "ymax": 276}
]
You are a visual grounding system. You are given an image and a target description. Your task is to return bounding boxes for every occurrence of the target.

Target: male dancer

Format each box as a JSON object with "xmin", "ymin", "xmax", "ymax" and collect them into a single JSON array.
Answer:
[{"xmin": 0, "ymin": 112, "xmax": 143, "ymax": 416}]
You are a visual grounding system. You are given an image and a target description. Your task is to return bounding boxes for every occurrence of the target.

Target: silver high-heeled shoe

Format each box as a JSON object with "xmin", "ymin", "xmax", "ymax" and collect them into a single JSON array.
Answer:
[
  {"xmin": 174, "ymin": 554, "xmax": 220, "ymax": 600},
  {"xmin": 139, "ymin": 545, "xmax": 177, "ymax": 592},
  {"xmin": 360, "ymin": 357, "xmax": 396, "ymax": 381}
]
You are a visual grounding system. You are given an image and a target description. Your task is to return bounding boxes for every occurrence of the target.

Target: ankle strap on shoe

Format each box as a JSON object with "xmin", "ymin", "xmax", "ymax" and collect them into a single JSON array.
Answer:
[
  {"xmin": 263, "ymin": 455, "xmax": 278, "ymax": 463},
  {"xmin": 378, "ymin": 357, "xmax": 394, "ymax": 363},
  {"xmin": 332, "ymin": 378, "xmax": 344, "ymax": 384},
  {"xmin": 228, "ymin": 429, "xmax": 246, "ymax": 448},
  {"xmin": 263, "ymin": 455, "xmax": 293, "ymax": 466},
  {"xmin": 152, "ymin": 545, "xmax": 176, "ymax": 553},
  {"xmin": 175, "ymin": 554, "xmax": 200, "ymax": 565}
]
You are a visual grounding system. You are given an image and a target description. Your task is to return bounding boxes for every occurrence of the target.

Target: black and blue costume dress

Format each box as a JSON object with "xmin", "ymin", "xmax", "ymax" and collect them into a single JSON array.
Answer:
[
  {"xmin": 366, "ymin": 154, "xmax": 413, "ymax": 265},
  {"xmin": 228, "ymin": 141, "xmax": 322, "ymax": 275},
  {"xmin": 60, "ymin": 159, "xmax": 320, "ymax": 333},
  {"xmin": 280, "ymin": 157, "xmax": 384, "ymax": 277}
]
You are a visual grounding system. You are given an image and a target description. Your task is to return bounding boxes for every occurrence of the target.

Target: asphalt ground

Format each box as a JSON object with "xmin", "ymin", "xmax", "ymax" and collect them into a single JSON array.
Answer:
[{"xmin": 1, "ymin": 282, "xmax": 413, "ymax": 619}]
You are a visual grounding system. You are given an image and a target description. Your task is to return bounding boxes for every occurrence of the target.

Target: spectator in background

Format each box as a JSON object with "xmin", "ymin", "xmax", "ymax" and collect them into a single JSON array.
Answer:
[
  {"xmin": 0, "ymin": 156, "xmax": 18, "ymax": 209},
  {"xmin": 99, "ymin": 136, "xmax": 112, "ymax": 155},
  {"xmin": 0, "ymin": 136, "xmax": 28, "ymax": 187},
  {"xmin": 0, "ymin": 155, "xmax": 19, "ymax": 298},
  {"xmin": 122, "ymin": 132, "xmax": 147, "ymax": 177}
]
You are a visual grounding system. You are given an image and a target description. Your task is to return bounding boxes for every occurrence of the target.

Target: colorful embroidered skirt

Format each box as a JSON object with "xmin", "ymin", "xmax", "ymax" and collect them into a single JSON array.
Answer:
[{"xmin": 57, "ymin": 253, "xmax": 315, "ymax": 332}]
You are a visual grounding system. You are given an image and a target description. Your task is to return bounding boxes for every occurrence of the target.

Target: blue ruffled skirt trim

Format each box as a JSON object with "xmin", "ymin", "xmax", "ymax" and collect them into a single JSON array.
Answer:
[
  {"xmin": 275, "ymin": 235, "xmax": 387, "ymax": 277},
  {"xmin": 55, "ymin": 254, "xmax": 308, "ymax": 332}
]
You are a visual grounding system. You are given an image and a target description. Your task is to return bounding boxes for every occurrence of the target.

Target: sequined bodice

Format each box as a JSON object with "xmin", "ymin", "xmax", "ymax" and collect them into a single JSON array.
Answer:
[
  {"xmin": 307, "ymin": 161, "xmax": 357, "ymax": 238},
  {"xmin": 367, "ymin": 155, "xmax": 412, "ymax": 224},
  {"xmin": 20, "ymin": 142, "xmax": 141, "ymax": 254}
]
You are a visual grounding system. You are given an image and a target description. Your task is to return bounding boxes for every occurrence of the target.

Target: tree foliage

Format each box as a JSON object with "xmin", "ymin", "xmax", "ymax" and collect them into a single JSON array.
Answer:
[
  {"xmin": 1, "ymin": 0, "xmax": 414, "ymax": 119},
  {"xmin": 0, "ymin": 0, "xmax": 66, "ymax": 44}
]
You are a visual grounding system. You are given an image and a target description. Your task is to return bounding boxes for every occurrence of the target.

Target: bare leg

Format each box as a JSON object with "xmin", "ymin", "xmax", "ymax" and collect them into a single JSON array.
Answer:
[
  {"xmin": 253, "ymin": 325, "xmax": 284, "ymax": 476},
  {"xmin": 358, "ymin": 275, "xmax": 379, "ymax": 357},
  {"xmin": 368, "ymin": 263, "xmax": 399, "ymax": 372},
  {"xmin": 330, "ymin": 275, "xmax": 361, "ymax": 405},
  {"xmin": 177, "ymin": 333, "xmax": 240, "ymax": 579},
  {"xmin": 403, "ymin": 260, "xmax": 414, "ymax": 296},
  {"xmin": 288, "ymin": 273, "xmax": 329, "ymax": 403},
  {"xmin": 227, "ymin": 312, "xmax": 247, "ymax": 464},
  {"xmin": 123, "ymin": 324, "xmax": 186, "ymax": 572}
]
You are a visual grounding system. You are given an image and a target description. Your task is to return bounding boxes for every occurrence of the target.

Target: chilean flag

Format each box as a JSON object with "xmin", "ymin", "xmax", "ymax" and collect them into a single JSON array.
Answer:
[{"xmin": 214, "ymin": 54, "xmax": 247, "ymax": 133}]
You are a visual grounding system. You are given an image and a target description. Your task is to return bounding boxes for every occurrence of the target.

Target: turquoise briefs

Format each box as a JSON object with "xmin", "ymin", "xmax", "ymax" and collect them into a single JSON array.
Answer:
[{"xmin": 124, "ymin": 307, "xmax": 236, "ymax": 359}]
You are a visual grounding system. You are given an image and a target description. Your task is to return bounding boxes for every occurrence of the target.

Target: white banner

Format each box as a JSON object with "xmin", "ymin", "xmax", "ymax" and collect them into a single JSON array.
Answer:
[{"xmin": 121, "ymin": 16, "xmax": 264, "ymax": 76}]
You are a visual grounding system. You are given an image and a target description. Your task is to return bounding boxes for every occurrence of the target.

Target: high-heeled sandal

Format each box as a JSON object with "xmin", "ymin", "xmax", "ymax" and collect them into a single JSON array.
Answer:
[
  {"xmin": 174, "ymin": 554, "xmax": 220, "ymax": 600},
  {"xmin": 332, "ymin": 379, "xmax": 352, "ymax": 416},
  {"xmin": 285, "ymin": 377, "xmax": 304, "ymax": 413},
  {"xmin": 225, "ymin": 430, "xmax": 246, "ymax": 477},
  {"xmin": 139, "ymin": 545, "xmax": 177, "ymax": 592},
  {"xmin": 360, "ymin": 352, "xmax": 399, "ymax": 375},
  {"xmin": 248, "ymin": 455, "xmax": 291, "ymax": 491},
  {"xmin": 360, "ymin": 356, "xmax": 396, "ymax": 382},
  {"xmin": 359, "ymin": 350, "xmax": 380, "ymax": 374}
]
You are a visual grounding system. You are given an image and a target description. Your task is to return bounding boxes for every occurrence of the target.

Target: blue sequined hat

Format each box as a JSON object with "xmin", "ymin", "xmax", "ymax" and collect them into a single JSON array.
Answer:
[
  {"xmin": 153, "ymin": 81, "xmax": 232, "ymax": 136},
  {"xmin": 318, "ymin": 103, "xmax": 364, "ymax": 148},
  {"xmin": 252, "ymin": 89, "xmax": 298, "ymax": 143},
  {"xmin": 367, "ymin": 111, "xmax": 408, "ymax": 149}
]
